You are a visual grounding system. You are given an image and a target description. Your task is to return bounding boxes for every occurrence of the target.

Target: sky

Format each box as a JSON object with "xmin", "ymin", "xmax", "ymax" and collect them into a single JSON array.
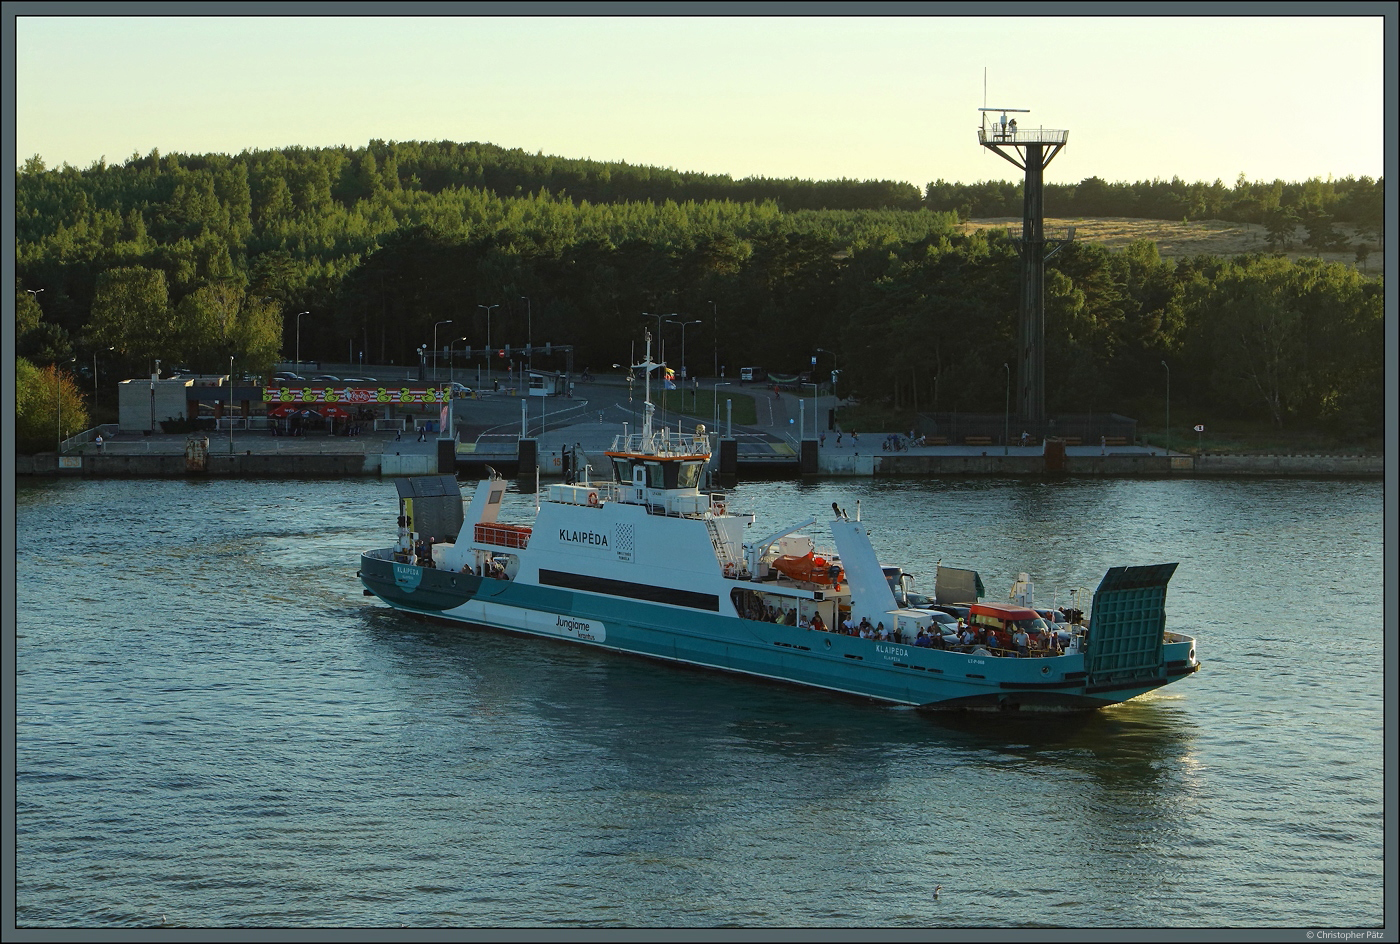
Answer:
[{"xmin": 12, "ymin": 11, "xmax": 1390, "ymax": 189}]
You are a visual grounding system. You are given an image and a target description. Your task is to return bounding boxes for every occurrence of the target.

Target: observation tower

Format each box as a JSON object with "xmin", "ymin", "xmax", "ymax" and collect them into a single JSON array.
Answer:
[{"xmin": 978, "ymin": 107, "xmax": 1069, "ymax": 429}]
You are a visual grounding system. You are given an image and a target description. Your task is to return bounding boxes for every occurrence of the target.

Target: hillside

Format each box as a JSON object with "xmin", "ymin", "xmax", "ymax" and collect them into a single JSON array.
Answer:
[{"xmin": 961, "ymin": 217, "xmax": 1379, "ymax": 273}]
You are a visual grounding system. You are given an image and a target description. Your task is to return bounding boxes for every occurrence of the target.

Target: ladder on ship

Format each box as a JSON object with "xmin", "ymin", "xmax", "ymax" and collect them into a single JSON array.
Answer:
[{"xmin": 705, "ymin": 517, "xmax": 743, "ymax": 574}]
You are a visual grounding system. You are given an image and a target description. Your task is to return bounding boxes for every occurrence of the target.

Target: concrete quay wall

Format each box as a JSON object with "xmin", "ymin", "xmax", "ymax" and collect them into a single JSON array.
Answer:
[
  {"xmin": 16, "ymin": 450, "xmax": 1381, "ymax": 479},
  {"xmin": 828, "ymin": 453, "xmax": 1381, "ymax": 477},
  {"xmin": 17, "ymin": 453, "xmax": 400, "ymax": 477},
  {"xmin": 1191, "ymin": 454, "xmax": 1382, "ymax": 476}
]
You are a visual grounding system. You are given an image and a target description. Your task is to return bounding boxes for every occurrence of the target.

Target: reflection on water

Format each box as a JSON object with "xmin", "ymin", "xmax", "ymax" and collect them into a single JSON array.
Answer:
[{"xmin": 16, "ymin": 476, "xmax": 1383, "ymax": 928}]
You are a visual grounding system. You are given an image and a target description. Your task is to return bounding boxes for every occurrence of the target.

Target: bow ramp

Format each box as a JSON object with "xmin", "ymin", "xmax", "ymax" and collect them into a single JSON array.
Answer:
[{"xmin": 1084, "ymin": 563, "xmax": 1178, "ymax": 691}]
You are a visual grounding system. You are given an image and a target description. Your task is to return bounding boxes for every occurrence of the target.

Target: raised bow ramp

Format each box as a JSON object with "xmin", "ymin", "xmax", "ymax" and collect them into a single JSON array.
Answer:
[{"xmin": 1084, "ymin": 563, "xmax": 1178, "ymax": 692}]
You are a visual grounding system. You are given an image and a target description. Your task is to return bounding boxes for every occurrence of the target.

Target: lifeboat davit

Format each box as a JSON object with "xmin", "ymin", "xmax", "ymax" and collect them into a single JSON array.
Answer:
[{"xmin": 771, "ymin": 552, "xmax": 843, "ymax": 588}]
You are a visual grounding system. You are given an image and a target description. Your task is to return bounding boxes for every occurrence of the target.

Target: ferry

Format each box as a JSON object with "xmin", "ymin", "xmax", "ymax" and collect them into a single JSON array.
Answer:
[{"xmin": 359, "ymin": 334, "xmax": 1200, "ymax": 711}]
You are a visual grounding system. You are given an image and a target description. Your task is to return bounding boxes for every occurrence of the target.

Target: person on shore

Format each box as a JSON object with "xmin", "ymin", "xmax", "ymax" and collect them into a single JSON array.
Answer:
[{"xmin": 95, "ymin": 434, "xmax": 104, "ymax": 453}]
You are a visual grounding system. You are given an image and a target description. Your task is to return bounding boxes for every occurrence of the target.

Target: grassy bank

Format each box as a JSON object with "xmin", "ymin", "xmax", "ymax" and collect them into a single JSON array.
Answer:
[{"xmin": 657, "ymin": 389, "xmax": 759, "ymax": 427}]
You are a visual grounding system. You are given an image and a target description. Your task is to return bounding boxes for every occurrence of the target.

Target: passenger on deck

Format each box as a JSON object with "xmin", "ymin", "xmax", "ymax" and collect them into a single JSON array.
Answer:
[
  {"xmin": 1013, "ymin": 628, "xmax": 1030, "ymax": 656},
  {"xmin": 875, "ymin": 621, "xmax": 887, "ymax": 641},
  {"xmin": 811, "ymin": 613, "xmax": 827, "ymax": 633}
]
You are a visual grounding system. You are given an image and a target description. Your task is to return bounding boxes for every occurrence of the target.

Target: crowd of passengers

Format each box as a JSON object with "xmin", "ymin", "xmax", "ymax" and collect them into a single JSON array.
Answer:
[{"xmin": 742, "ymin": 595, "xmax": 1076, "ymax": 657}]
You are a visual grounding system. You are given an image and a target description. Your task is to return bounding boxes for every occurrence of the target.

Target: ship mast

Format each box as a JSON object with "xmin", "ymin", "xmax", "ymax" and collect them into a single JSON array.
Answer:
[{"xmin": 631, "ymin": 329, "xmax": 665, "ymax": 451}]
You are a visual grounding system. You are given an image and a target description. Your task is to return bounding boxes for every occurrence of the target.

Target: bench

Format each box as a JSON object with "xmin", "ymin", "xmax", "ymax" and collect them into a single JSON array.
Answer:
[
  {"xmin": 1060, "ymin": 437, "xmax": 1082, "ymax": 446},
  {"xmin": 925, "ymin": 436, "xmax": 949, "ymax": 446},
  {"xmin": 964, "ymin": 436, "xmax": 993, "ymax": 446},
  {"xmin": 1104, "ymin": 436, "xmax": 1128, "ymax": 446}
]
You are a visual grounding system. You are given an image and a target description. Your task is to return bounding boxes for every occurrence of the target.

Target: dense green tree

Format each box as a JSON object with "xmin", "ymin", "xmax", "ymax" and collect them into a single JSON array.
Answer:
[
  {"xmin": 16, "ymin": 357, "xmax": 89, "ymax": 453},
  {"xmin": 88, "ymin": 266, "xmax": 172, "ymax": 364}
]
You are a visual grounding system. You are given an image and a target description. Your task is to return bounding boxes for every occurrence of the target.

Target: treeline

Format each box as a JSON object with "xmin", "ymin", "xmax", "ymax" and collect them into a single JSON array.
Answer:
[
  {"xmin": 13, "ymin": 142, "xmax": 1385, "ymax": 440},
  {"xmin": 926, "ymin": 173, "xmax": 1384, "ymax": 252}
]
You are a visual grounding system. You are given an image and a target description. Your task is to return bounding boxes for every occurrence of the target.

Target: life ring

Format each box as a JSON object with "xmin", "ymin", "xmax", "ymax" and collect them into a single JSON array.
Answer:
[
  {"xmin": 713, "ymin": 501, "xmax": 726, "ymax": 516},
  {"xmin": 587, "ymin": 491, "xmax": 600, "ymax": 507}
]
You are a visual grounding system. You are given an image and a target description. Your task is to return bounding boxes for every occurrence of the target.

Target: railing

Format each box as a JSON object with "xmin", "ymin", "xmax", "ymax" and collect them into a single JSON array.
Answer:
[
  {"xmin": 609, "ymin": 429, "xmax": 711, "ymax": 457},
  {"xmin": 475, "ymin": 522, "xmax": 532, "ymax": 549},
  {"xmin": 215, "ymin": 416, "xmax": 270, "ymax": 431},
  {"xmin": 978, "ymin": 127, "xmax": 1070, "ymax": 145},
  {"xmin": 59, "ymin": 424, "xmax": 119, "ymax": 454}
]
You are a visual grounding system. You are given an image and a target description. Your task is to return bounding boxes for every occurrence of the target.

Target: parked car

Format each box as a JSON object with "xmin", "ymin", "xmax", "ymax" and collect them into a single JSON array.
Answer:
[
  {"xmin": 341, "ymin": 376, "xmax": 377, "ymax": 384},
  {"xmin": 447, "ymin": 382, "xmax": 473, "ymax": 397},
  {"xmin": 311, "ymin": 375, "xmax": 341, "ymax": 383},
  {"xmin": 271, "ymin": 372, "xmax": 305, "ymax": 384}
]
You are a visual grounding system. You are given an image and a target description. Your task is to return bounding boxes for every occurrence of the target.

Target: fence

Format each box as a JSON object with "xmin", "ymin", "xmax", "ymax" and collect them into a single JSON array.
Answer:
[
  {"xmin": 59, "ymin": 424, "xmax": 119, "ymax": 455},
  {"xmin": 215, "ymin": 416, "xmax": 270, "ymax": 431},
  {"xmin": 914, "ymin": 413, "xmax": 1137, "ymax": 446}
]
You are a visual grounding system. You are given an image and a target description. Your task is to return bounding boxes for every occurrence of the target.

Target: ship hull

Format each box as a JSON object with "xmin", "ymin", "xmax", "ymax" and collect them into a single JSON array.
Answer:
[{"xmin": 360, "ymin": 552, "xmax": 1195, "ymax": 711}]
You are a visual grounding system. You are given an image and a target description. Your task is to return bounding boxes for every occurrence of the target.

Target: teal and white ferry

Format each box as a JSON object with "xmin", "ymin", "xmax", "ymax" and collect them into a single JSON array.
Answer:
[{"xmin": 359, "ymin": 336, "xmax": 1200, "ymax": 711}]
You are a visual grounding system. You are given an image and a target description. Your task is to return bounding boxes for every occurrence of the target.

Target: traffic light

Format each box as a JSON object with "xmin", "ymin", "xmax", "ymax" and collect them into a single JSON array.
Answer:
[
  {"xmin": 504, "ymin": 344, "xmax": 512, "ymax": 357},
  {"xmin": 523, "ymin": 345, "xmax": 532, "ymax": 357},
  {"xmin": 462, "ymin": 345, "xmax": 471, "ymax": 358},
  {"xmin": 544, "ymin": 342, "xmax": 551, "ymax": 356}
]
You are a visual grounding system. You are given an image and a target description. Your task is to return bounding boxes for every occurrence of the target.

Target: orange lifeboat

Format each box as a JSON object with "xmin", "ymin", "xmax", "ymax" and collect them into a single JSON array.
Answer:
[{"xmin": 771, "ymin": 552, "xmax": 843, "ymax": 588}]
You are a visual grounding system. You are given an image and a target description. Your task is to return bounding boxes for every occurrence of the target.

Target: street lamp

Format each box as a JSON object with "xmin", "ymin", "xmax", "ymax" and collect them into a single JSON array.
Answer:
[
  {"xmin": 295, "ymin": 311, "xmax": 310, "ymax": 371},
  {"xmin": 228, "ymin": 355, "xmax": 236, "ymax": 453},
  {"xmin": 709, "ymin": 299, "xmax": 719, "ymax": 377},
  {"xmin": 93, "ymin": 345, "xmax": 114, "ymax": 402},
  {"xmin": 417, "ymin": 344, "xmax": 427, "ymax": 382},
  {"xmin": 520, "ymin": 296, "xmax": 532, "ymax": 370},
  {"xmin": 1161, "ymin": 360, "xmax": 1171, "ymax": 457},
  {"xmin": 56, "ymin": 357, "xmax": 76, "ymax": 453},
  {"xmin": 478, "ymin": 303, "xmax": 500, "ymax": 388},
  {"xmin": 1003, "ymin": 363, "xmax": 1010, "ymax": 456},
  {"xmin": 450, "ymin": 336, "xmax": 468, "ymax": 385},
  {"xmin": 712, "ymin": 381, "xmax": 730, "ymax": 431},
  {"xmin": 816, "ymin": 348, "xmax": 838, "ymax": 388},
  {"xmin": 27, "ymin": 287, "xmax": 44, "ymax": 305},
  {"xmin": 433, "ymin": 320, "xmax": 453, "ymax": 379},
  {"xmin": 667, "ymin": 317, "xmax": 701, "ymax": 409}
]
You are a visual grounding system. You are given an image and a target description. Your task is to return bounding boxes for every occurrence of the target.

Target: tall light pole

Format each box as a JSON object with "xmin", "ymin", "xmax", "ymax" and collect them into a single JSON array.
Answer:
[
  {"xmin": 816, "ymin": 348, "xmax": 838, "ymax": 388},
  {"xmin": 712, "ymin": 381, "xmax": 730, "ymax": 431},
  {"xmin": 93, "ymin": 345, "xmax": 114, "ymax": 402},
  {"xmin": 228, "ymin": 355, "xmax": 236, "ymax": 453},
  {"xmin": 1003, "ymin": 362, "xmax": 1011, "ymax": 456},
  {"xmin": 478, "ymin": 304, "xmax": 499, "ymax": 388},
  {"xmin": 56, "ymin": 357, "xmax": 76, "ymax": 452},
  {"xmin": 667, "ymin": 317, "xmax": 701, "ymax": 409},
  {"xmin": 520, "ymin": 296, "xmax": 532, "ymax": 371},
  {"xmin": 295, "ymin": 310, "xmax": 310, "ymax": 371},
  {"xmin": 709, "ymin": 299, "xmax": 719, "ymax": 377},
  {"xmin": 1161, "ymin": 360, "xmax": 1171, "ymax": 456},
  {"xmin": 27, "ymin": 287, "xmax": 44, "ymax": 305},
  {"xmin": 450, "ymin": 336, "xmax": 468, "ymax": 385},
  {"xmin": 433, "ymin": 320, "xmax": 454, "ymax": 379}
]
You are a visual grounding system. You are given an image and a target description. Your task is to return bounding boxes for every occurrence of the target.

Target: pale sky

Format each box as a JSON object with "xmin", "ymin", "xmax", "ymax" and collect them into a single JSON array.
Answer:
[{"xmin": 13, "ymin": 12, "xmax": 1390, "ymax": 188}]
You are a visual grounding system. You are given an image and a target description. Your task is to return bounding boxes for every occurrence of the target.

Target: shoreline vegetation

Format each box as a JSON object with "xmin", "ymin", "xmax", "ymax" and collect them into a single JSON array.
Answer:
[{"xmin": 15, "ymin": 141, "xmax": 1383, "ymax": 456}]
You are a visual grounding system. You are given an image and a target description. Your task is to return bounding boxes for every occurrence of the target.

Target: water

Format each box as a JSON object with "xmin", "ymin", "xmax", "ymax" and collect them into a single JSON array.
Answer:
[{"xmin": 14, "ymin": 476, "xmax": 1385, "ymax": 928}]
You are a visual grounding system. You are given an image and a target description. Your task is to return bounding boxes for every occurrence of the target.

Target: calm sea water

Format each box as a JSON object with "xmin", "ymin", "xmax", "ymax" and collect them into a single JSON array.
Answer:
[{"xmin": 14, "ymin": 475, "xmax": 1385, "ymax": 929}]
